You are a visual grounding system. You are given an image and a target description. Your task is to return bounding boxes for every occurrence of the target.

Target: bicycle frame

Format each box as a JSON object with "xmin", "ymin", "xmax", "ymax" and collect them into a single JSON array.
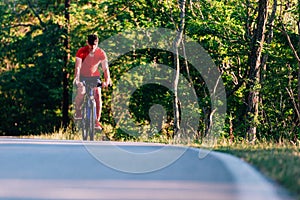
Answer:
[{"xmin": 81, "ymin": 77, "xmax": 100, "ymax": 141}]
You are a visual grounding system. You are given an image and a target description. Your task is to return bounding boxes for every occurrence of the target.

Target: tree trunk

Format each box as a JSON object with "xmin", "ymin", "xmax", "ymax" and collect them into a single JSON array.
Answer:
[
  {"xmin": 260, "ymin": 0, "xmax": 276, "ymax": 130},
  {"xmin": 62, "ymin": 0, "xmax": 70, "ymax": 130},
  {"xmin": 246, "ymin": 0, "xmax": 268, "ymax": 141},
  {"xmin": 295, "ymin": 15, "xmax": 300, "ymax": 141},
  {"xmin": 261, "ymin": 0, "xmax": 276, "ymax": 71},
  {"xmin": 173, "ymin": 0, "xmax": 186, "ymax": 136}
]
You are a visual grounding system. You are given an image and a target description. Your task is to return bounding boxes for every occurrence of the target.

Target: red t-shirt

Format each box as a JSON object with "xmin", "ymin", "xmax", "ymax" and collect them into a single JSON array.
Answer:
[{"xmin": 76, "ymin": 46, "xmax": 106, "ymax": 77}]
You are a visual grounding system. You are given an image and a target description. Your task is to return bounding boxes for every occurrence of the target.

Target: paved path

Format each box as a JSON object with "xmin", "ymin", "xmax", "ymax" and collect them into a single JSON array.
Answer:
[{"xmin": 0, "ymin": 138, "xmax": 293, "ymax": 200}]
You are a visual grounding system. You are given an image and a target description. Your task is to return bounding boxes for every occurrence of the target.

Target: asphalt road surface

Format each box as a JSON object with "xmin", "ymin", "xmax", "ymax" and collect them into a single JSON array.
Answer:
[{"xmin": 0, "ymin": 138, "xmax": 294, "ymax": 200}]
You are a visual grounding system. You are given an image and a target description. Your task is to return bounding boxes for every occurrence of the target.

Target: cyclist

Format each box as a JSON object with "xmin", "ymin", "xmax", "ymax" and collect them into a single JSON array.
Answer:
[{"xmin": 74, "ymin": 34, "xmax": 111, "ymax": 130}]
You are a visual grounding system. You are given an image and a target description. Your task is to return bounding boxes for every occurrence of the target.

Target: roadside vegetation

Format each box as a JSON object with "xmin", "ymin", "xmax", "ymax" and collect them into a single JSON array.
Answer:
[{"xmin": 215, "ymin": 140, "xmax": 300, "ymax": 200}]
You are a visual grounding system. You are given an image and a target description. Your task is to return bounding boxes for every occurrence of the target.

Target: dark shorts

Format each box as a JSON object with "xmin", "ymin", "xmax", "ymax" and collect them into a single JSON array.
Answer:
[{"xmin": 80, "ymin": 76, "xmax": 101, "ymax": 88}]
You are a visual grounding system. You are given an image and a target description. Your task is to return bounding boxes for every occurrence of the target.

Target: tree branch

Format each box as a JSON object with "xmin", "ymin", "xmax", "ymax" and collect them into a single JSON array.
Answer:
[
  {"xmin": 9, "ymin": 23, "xmax": 34, "ymax": 28},
  {"xmin": 286, "ymin": 87, "xmax": 300, "ymax": 121},
  {"xmin": 281, "ymin": 24, "xmax": 300, "ymax": 63},
  {"xmin": 281, "ymin": 19, "xmax": 300, "ymax": 115},
  {"xmin": 27, "ymin": 0, "xmax": 46, "ymax": 28}
]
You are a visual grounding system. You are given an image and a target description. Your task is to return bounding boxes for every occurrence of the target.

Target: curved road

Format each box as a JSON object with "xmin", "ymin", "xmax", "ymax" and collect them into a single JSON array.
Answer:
[{"xmin": 0, "ymin": 138, "xmax": 293, "ymax": 200}]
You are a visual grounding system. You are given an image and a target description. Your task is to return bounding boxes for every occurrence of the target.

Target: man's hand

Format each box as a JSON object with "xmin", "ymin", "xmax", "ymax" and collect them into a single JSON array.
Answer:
[
  {"xmin": 102, "ymin": 80, "xmax": 112, "ymax": 88},
  {"xmin": 73, "ymin": 78, "xmax": 83, "ymax": 88},
  {"xmin": 76, "ymin": 81, "xmax": 84, "ymax": 88},
  {"xmin": 74, "ymin": 80, "xmax": 85, "ymax": 95}
]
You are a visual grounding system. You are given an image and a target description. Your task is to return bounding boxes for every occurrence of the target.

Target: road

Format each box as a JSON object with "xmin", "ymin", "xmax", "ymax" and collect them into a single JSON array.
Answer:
[{"xmin": 0, "ymin": 138, "xmax": 293, "ymax": 200}]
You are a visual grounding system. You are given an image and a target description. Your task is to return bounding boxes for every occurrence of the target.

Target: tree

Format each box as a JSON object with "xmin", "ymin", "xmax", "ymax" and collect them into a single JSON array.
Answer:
[
  {"xmin": 1, "ymin": 0, "xmax": 300, "ymax": 142},
  {"xmin": 62, "ymin": 0, "xmax": 71, "ymax": 130},
  {"xmin": 173, "ymin": 0, "xmax": 186, "ymax": 135},
  {"xmin": 279, "ymin": 0, "xmax": 300, "ymax": 141},
  {"xmin": 0, "ymin": 0, "xmax": 69, "ymax": 135},
  {"xmin": 246, "ymin": 0, "xmax": 268, "ymax": 141}
]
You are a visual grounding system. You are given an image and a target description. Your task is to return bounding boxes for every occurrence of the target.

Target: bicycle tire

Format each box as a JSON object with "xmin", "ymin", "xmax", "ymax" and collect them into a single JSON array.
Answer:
[
  {"xmin": 89, "ymin": 100, "xmax": 96, "ymax": 141},
  {"xmin": 81, "ymin": 103, "xmax": 88, "ymax": 141}
]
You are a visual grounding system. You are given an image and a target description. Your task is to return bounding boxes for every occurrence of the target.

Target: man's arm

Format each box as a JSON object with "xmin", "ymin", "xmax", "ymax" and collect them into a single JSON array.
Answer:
[
  {"xmin": 101, "ymin": 59, "xmax": 111, "ymax": 87},
  {"xmin": 74, "ymin": 57, "xmax": 82, "ymax": 85},
  {"xmin": 101, "ymin": 54, "xmax": 112, "ymax": 88}
]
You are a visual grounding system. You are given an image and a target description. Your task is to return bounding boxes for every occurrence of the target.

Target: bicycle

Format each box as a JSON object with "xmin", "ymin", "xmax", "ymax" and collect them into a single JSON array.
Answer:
[{"xmin": 80, "ymin": 77, "xmax": 101, "ymax": 141}]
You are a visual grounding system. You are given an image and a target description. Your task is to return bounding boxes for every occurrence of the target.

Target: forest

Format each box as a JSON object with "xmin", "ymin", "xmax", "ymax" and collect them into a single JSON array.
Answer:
[{"xmin": 0, "ymin": 0, "xmax": 299, "ymax": 143}]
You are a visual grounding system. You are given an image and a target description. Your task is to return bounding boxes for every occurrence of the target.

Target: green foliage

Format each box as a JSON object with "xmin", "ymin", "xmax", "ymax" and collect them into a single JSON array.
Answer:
[
  {"xmin": 129, "ymin": 84, "xmax": 173, "ymax": 123},
  {"xmin": 0, "ymin": 0, "xmax": 300, "ymax": 142},
  {"xmin": 0, "ymin": 1, "xmax": 67, "ymax": 135}
]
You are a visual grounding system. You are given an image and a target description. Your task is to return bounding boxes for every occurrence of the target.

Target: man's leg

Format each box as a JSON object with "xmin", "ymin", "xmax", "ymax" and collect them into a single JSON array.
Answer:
[
  {"xmin": 94, "ymin": 87, "xmax": 102, "ymax": 129},
  {"xmin": 74, "ymin": 84, "xmax": 85, "ymax": 119}
]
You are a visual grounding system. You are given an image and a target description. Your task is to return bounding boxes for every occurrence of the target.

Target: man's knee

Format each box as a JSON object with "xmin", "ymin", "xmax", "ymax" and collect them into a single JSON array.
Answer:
[
  {"xmin": 94, "ymin": 88, "xmax": 101, "ymax": 99},
  {"xmin": 77, "ymin": 85, "xmax": 86, "ymax": 96}
]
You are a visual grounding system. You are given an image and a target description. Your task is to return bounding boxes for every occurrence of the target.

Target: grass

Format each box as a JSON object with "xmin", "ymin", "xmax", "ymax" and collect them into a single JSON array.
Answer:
[
  {"xmin": 214, "ymin": 140, "xmax": 300, "ymax": 200},
  {"xmin": 21, "ymin": 128, "xmax": 300, "ymax": 200}
]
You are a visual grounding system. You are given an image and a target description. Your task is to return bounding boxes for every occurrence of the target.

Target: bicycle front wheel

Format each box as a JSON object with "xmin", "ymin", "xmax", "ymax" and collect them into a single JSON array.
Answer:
[
  {"xmin": 88, "ymin": 100, "xmax": 96, "ymax": 141},
  {"xmin": 81, "ymin": 104, "xmax": 88, "ymax": 141}
]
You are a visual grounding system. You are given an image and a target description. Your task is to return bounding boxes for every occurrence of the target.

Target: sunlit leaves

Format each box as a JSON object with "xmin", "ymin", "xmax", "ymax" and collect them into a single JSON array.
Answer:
[{"xmin": 0, "ymin": 0, "xmax": 299, "ymax": 140}]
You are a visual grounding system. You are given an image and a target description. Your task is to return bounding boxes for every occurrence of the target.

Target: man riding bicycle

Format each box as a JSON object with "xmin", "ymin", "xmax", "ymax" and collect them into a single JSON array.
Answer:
[{"xmin": 74, "ymin": 34, "xmax": 111, "ymax": 130}]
